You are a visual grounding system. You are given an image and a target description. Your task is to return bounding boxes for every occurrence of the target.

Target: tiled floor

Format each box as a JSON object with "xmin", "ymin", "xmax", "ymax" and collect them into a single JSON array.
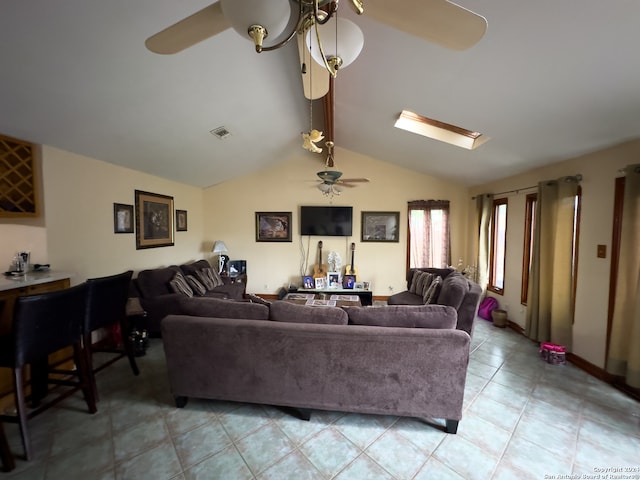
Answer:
[{"xmin": 2, "ymin": 318, "xmax": 639, "ymax": 479}]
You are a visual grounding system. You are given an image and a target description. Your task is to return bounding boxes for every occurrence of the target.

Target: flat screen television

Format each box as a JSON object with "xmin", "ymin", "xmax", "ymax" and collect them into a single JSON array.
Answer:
[{"xmin": 300, "ymin": 206, "xmax": 353, "ymax": 236}]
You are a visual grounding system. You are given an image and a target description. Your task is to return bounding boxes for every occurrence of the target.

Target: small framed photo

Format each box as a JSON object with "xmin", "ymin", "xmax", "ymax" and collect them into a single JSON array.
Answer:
[
  {"xmin": 302, "ymin": 275, "xmax": 314, "ymax": 289},
  {"xmin": 256, "ymin": 212, "xmax": 292, "ymax": 242},
  {"xmin": 354, "ymin": 281, "xmax": 364, "ymax": 290},
  {"xmin": 113, "ymin": 203, "xmax": 134, "ymax": 234},
  {"xmin": 343, "ymin": 275, "xmax": 356, "ymax": 289},
  {"xmin": 314, "ymin": 276, "xmax": 326, "ymax": 289},
  {"xmin": 361, "ymin": 211, "xmax": 400, "ymax": 242},
  {"xmin": 176, "ymin": 210, "xmax": 188, "ymax": 231},
  {"xmin": 327, "ymin": 272, "xmax": 341, "ymax": 288},
  {"xmin": 135, "ymin": 190, "xmax": 174, "ymax": 249}
]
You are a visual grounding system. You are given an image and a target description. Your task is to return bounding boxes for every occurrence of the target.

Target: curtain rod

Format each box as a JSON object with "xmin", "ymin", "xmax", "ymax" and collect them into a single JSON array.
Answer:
[
  {"xmin": 471, "ymin": 185, "xmax": 537, "ymax": 200},
  {"xmin": 471, "ymin": 174, "xmax": 582, "ymax": 200}
]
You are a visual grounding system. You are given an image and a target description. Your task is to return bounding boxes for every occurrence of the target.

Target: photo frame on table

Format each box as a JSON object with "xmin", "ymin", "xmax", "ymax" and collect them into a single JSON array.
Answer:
[
  {"xmin": 302, "ymin": 275, "xmax": 314, "ymax": 289},
  {"xmin": 255, "ymin": 211, "xmax": 292, "ymax": 242},
  {"xmin": 113, "ymin": 203, "xmax": 134, "ymax": 234},
  {"xmin": 327, "ymin": 272, "xmax": 341, "ymax": 288},
  {"xmin": 361, "ymin": 211, "xmax": 400, "ymax": 242},
  {"xmin": 176, "ymin": 210, "xmax": 188, "ymax": 231},
  {"xmin": 354, "ymin": 281, "xmax": 364, "ymax": 290},
  {"xmin": 135, "ymin": 190, "xmax": 174, "ymax": 249},
  {"xmin": 314, "ymin": 277, "xmax": 326, "ymax": 289},
  {"xmin": 343, "ymin": 275, "xmax": 356, "ymax": 289}
]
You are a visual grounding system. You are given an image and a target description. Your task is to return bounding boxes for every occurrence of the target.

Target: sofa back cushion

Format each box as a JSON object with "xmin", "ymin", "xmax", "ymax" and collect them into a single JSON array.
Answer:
[
  {"xmin": 346, "ymin": 304, "xmax": 457, "ymax": 329},
  {"xmin": 406, "ymin": 267, "xmax": 454, "ymax": 289},
  {"xmin": 180, "ymin": 259, "xmax": 212, "ymax": 276},
  {"xmin": 178, "ymin": 297, "xmax": 269, "ymax": 320},
  {"xmin": 269, "ymin": 300, "xmax": 348, "ymax": 325},
  {"xmin": 437, "ymin": 272, "xmax": 470, "ymax": 310},
  {"xmin": 136, "ymin": 266, "xmax": 181, "ymax": 298}
]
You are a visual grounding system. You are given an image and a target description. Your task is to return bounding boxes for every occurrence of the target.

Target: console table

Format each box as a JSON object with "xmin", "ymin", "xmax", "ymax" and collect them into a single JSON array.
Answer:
[{"xmin": 294, "ymin": 287, "xmax": 373, "ymax": 306}]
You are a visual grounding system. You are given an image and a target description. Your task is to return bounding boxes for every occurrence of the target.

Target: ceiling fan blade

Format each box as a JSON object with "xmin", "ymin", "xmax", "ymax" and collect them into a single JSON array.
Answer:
[
  {"xmin": 365, "ymin": 0, "xmax": 487, "ymax": 51},
  {"xmin": 339, "ymin": 178, "xmax": 370, "ymax": 184},
  {"xmin": 145, "ymin": 2, "xmax": 230, "ymax": 54},
  {"xmin": 297, "ymin": 30, "xmax": 330, "ymax": 100}
]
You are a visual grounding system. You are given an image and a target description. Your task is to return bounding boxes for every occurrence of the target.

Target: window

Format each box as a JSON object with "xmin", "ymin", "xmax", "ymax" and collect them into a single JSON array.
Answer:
[
  {"xmin": 407, "ymin": 200, "xmax": 450, "ymax": 269},
  {"xmin": 488, "ymin": 198, "xmax": 507, "ymax": 294},
  {"xmin": 521, "ymin": 193, "xmax": 537, "ymax": 304}
]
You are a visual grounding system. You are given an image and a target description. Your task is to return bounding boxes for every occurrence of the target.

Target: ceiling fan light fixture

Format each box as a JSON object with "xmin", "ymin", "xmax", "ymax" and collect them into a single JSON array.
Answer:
[
  {"xmin": 306, "ymin": 17, "xmax": 364, "ymax": 75},
  {"xmin": 317, "ymin": 170, "xmax": 343, "ymax": 182},
  {"xmin": 220, "ymin": 0, "xmax": 290, "ymax": 51},
  {"xmin": 394, "ymin": 110, "xmax": 490, "ymax": 150}
]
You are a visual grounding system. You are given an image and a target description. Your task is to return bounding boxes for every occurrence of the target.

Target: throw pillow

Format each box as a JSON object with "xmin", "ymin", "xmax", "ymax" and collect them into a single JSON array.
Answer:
[
  {"xmin": 347, "ymin": 305, "xmax": 456, "ymax": 329},
  {"xmin": 185, "ymin": 275, "xmax": 207, "ymax": 296},
  {"xmin": 195, "ymin": 269, "xmax": 215, "ymax": 290},
  {"xmin": 269, "ymin": 301, "xmax": 348, "ymax": 325},
  {"xmin": 423, "ymin": 275, "xmax": 443, "ymax": 304},
  {"xmin": 203, "ymin": 267, "xmax": 223, "ymax": 288},
  {"xmin": 169, "ymin": 271, "xmax": 194, "ymax": 297},
  {"xmin": 414, "ymin": 271, "xmax": 432, "ymax": 295},
  {"xmin": 408, "ymin": 270, "xmax": 421, "ymax": 293}
]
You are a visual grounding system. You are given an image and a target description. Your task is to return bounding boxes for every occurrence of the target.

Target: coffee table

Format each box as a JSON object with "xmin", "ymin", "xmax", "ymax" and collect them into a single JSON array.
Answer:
[
  {"xmin": 283, "ymin": 292, "xmax": 362, "ymax": 307},
  {"xmin": 293, "ymin": 288, "xmax": 372, "ymax": 306}
]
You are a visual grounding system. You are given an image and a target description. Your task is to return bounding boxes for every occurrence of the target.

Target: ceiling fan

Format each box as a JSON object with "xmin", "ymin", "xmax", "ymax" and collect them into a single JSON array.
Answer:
[
  {"xmin": 145, "ymin": 0, "xmax": 487, "ymax": 99},
  {"xmin": 312, "ymin": 76, "xmax": 369, "ymax": 197}
]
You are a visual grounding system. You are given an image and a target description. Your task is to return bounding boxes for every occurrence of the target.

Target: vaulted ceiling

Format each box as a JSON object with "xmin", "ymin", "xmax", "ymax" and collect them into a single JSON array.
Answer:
[{"xmin": 1, "ymin": 1, "xmax": 639, "ymax": 188}]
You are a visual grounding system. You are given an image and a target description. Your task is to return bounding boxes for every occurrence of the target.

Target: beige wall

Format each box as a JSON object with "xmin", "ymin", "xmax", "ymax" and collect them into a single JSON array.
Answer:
[
  {"xmin": 470, "ymin": 138, "xmax": 640, "ymax": 368},
  {"xmin": 1, "ymin": 146, "xmax": 205, "ymax": 285},
  {"xmin": 203, "ymin": 147, "xmax": 471, "ymax": 297}
]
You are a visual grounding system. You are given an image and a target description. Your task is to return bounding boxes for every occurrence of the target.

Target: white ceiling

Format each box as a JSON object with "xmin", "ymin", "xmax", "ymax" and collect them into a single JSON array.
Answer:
[{"xmin": 1, "ymin": 1, "xmax": 640, "ymax": 188}]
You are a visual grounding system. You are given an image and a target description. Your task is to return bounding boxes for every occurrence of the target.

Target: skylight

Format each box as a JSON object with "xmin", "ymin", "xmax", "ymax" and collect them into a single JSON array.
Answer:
[{"xmin": 394, "ymin": 110, "xmax": 489, "ymax": 150}]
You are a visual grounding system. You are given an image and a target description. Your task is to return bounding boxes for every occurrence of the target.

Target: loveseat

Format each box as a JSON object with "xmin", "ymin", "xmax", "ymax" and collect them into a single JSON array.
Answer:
[
  {"xmin": 129, "ymin": 259, "xmax": 246, "ymax": 334},
  {"xmin": 387, "ymin": 268, "xmax": 482, "ymax": 336},
  {"xmin": 161, "ymin": 299, "xmax": 472, "ymax": 434}
]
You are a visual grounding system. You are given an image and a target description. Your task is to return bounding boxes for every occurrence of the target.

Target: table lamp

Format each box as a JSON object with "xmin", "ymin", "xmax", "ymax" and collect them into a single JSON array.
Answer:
[{"xmin": 212, "ymin": 240, "xmax": 228, "ymax": 273}]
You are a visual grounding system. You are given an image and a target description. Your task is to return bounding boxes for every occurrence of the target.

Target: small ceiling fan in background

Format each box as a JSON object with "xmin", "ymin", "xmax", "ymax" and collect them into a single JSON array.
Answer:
[{"xmin": 145, "ymin": 0, "xmax": 487, "ymax": 99}]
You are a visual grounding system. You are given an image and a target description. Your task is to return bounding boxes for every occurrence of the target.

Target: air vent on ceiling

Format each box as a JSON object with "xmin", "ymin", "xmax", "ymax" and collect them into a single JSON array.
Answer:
[{"xmin": 210, "ymin": 126, "xmax": 231, "ymax": 139}]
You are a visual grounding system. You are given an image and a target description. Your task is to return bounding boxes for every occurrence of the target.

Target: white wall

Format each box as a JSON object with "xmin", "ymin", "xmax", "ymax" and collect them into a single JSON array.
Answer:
[
  {"xmin": 470, "ymin": 138, "xmax": 640, "ymax": 368},
  {"xmin": 203, "ymin": 147, "xmax": 471, "ymax": 297},
  {"xmin": 30, "ymin": 146, "xmax": 203, "ymax": 284}
]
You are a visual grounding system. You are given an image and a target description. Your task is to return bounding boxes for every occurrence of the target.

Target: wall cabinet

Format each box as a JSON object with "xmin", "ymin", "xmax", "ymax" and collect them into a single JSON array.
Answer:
[{"xmin": 0, "ymin": 134, "xmax": 37, "ymax": 217}]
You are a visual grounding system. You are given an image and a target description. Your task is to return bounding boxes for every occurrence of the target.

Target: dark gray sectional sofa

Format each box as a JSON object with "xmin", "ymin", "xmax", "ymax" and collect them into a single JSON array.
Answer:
[
  {"xmin": 387, "ymin": 267, "xmax": 482, "ymax": 336},
  {"xmin": 129, "ymin": 259, "xmax": 246, "ymax": 334},
  {"xmin": 161, "ymin": 299, "xmax": 475, "ymax": 434}
]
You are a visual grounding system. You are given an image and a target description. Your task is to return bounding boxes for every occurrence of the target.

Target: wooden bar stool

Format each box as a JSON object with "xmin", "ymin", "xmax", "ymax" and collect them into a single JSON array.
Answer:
[
  {"xmin": 83, "ymin": 270, "xmax": 139, "ymax": 402},
  {"xmin": 0, "ymin": 421, "xmax": 15, "ymax": 472},
  {"xmin": 0, "ymin": 283, "xmax": 97, "ymax": 461}
]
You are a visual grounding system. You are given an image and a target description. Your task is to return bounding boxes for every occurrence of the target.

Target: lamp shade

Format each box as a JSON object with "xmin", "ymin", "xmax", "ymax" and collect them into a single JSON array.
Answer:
[
  {"xmin": 220, "ymin": 0, "xmax": 290, "ymax": 41},
  {"xmin": 306, "ymin": 17, "xmax": 364, "ymax": 70},
  {"xmin": 212, "ymin": 240, "xmax": 228, "ymax": 254}
]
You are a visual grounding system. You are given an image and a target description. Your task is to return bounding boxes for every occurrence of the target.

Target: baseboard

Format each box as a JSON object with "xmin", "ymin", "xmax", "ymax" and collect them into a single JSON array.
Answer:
[{"xmin": 504, "ymin": 320, "xmax": 639, "ymax": 402}]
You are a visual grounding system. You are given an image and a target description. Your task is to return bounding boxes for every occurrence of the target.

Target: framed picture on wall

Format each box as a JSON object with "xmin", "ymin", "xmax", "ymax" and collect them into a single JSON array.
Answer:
[
  {"xmin": 361, "ymin": 211, "xmax": 400, "ymax": 242},
  {"xmin": 255, "ymin": 211, "xmax": 292, "ymax": 242},
  {"xmin": 135, "ymin": 190, "xmax": 175, "ymax": 249},
  {"xmin": 176, "ymin": 210, "xmax": 188, "ymax": 231},
  {"xmin": 113, "ymin": 203, "xmax": 134, "ymax": 234}
]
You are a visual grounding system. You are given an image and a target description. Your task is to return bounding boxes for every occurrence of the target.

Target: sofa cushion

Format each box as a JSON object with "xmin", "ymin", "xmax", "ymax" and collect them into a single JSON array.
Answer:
[
  {"xmin": 269, "ymin": 300, "xmax": 348, "ymax": 325},
  {"xmin": 169, "ymin": 272, "xmax": 194, "ymax": 297},
  {"xmin": 179, "ymin": 260, "xmax": 211, "ymax": 276},
  {"xmin": 437, "ymin": 272, "xmax": 469, "ymax": 310},
  {"xmin": 347, "ymin": 305, "xmax": 457, "ymax": 329},
  {"xmin": 423, "ymin": 276, "xmax": 443, "ymax": 304},
  {"xmin": 135, "ymin": 266, "xmax": 181, "ymax": 298},
  {"xmin": 386, "ymin": 291, "xmax": 424, "ymax": 306},
  {"xmin": 178, "ymin": 297, "xmax": 269, "ymax": 320},
  {"xmin": 185, "ymin": 275, "xmax": 207, "ymax": 296}
]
